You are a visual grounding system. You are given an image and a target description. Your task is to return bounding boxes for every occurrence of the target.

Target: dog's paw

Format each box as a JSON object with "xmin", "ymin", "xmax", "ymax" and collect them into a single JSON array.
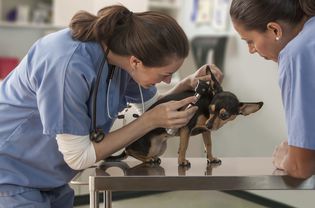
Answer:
[
  {"xmin": 207, "ymin": 158, "xmax": 222, "ymax": 165},
  {"xmin": 178, "ymin": 165, "xmax": 191, "ymax": 175},
  {"xmin": 145, "ymin": 157, "xmax": 161, "ymax": 164},
  {"xmin": 178, "ymin": 159, "xmax": 191, "ymax": 167},
  {"xmin": 153, "ymin": 157, "xmax": 161, "ymax": 164}
]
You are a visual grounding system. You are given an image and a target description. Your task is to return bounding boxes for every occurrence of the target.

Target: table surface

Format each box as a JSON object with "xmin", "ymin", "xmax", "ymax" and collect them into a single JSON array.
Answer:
[{"xmin": 71, "ymin": 157, "xmax": 315, "ymax": 191}]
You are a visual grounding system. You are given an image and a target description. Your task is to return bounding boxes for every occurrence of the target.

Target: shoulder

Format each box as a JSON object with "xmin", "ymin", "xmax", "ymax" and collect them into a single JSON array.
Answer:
[
  {"xmin": 30, "ymin": 28, "xmax": 102, "ymax": 67},
  {"xmin": 25, "ymin": 29, "xmax": 104, "ymax": 92},
  {"xmin": 280, "ymin": 17, "xmax": 315, "ymax": 61},
  {"xmin": 279, "ymin": 19, "xmax": 315, "ymax": 79}
]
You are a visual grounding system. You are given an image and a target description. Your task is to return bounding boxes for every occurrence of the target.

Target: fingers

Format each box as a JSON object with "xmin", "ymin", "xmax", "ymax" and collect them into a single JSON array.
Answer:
[
  {"xmin": 166, "ymin": 97, "xmax": 198, "ymax": 128},
  {"xmin": 272, "ymin": 145, "xmax": 280, "ymax": 168},
  {"xmin": 168, "ymin": 96, "xmax": 197, "ymax": 111},
  {"xmin": 196, "ymin": 75, "xmax": 211, "ymax": 82},
  {"xmin": 148, "ymin": 96, "xmax": 199, "ymax": 129},
  {"xmin": 209, "ymin": 64, "xmax": 224, "ymax": 83},
  {"xmin": 172, "ymin": 105, "xmax": 198, "ymax": 120},
  {"xmin": 195, "ymin": 64, "xmax": 210, "ymax": 78},
  {"xmin": 272, "ymin": 140, "xmax": 288, "ymax": 170},
  {"xmin": 194, "ymin": 64, "xmax": 224, "ymax": 84},
  {"xmin": 167, "ymin": 106, "xmax": 198, "ymax": 129}
]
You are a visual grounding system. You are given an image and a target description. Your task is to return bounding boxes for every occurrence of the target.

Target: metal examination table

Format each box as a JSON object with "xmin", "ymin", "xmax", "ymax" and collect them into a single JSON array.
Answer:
[{"xmin": 70, "ymin": 157, "xmax": 315, "ymax": 208}]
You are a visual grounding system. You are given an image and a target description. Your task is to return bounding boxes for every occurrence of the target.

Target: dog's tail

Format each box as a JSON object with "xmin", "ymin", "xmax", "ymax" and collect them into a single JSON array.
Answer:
[{"xmin": 104, "ymin": 151, "xmax": 128, "ymax": 162}]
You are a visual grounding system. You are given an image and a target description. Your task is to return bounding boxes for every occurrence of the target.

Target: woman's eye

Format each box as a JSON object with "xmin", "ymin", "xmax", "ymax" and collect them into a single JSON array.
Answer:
[{"xmin": 247, "ymin": 41, "xmax": 253, "ymax": 45}]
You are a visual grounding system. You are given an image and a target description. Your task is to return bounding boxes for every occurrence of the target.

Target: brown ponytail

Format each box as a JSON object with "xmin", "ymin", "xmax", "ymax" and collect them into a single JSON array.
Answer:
[
  {"xmin": 69, "ymin": 5, "xmax": 189, "ymax": 67},
  {"xmin": 299, "ymin": 0, "xmax": 315, "ymax": 16},
  {"xmin": 69, "ymin": 5, "xmax": 131, "ymax": 42},
  {"xmin": 69, "ymin": 11, "xmax": 97, "ymax": 41}
]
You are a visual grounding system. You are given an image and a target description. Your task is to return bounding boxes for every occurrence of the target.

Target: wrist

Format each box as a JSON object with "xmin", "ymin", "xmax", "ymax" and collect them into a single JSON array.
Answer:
[
  {"xmin": 139, "ymin": 110, "xmax": 157, "ymax": 131},
  {"xmin": 179, "ymin": 76, "xmax": 193, "ymax": 91}
]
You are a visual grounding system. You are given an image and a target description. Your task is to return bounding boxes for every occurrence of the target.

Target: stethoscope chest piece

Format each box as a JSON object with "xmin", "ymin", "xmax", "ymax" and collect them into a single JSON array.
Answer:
[{"xmin": 90, "ymin": 128, "xmax": 105, "ymax": 143}]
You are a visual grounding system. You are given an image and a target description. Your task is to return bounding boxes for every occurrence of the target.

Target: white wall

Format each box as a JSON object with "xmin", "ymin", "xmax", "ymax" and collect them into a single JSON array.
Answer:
[{"xmin": 0, "ymin": 28, "xmax": 43, "ymax": 58}]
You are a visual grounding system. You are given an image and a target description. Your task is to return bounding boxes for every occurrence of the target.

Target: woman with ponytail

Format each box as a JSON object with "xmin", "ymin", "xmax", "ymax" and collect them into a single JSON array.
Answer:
[
  {"xmin": 230, "ymin": 0, "xmax": 315, "ymax": 178},
  {"xmin": 0, "ymin": 5, "xmax": 223, "ymax": 207}
]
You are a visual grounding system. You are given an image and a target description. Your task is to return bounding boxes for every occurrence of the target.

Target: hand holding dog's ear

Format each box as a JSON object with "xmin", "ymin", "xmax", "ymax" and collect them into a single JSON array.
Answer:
[
  {"xmin": 173, "ymin": 64, "xmax": 223, "ymax": 94},
  {"xmin": 209, "ymin": 64, "xmax": 224, "ymax": 83},
  {"xmin": 144, "ymin": 96, "xmax": 198, "ymax": 129},
  {"xmin": 190, "ymin": 64, "xmax": 224, "ymax": 90},
  {"xmin": 197, "ymin": 64, "xmax": 223, "ymax": 82}
]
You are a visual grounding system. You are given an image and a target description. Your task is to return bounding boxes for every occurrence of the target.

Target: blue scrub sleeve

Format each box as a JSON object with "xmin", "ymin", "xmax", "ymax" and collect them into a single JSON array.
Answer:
[
  {"xmin": 37, "ymin": 58, "xmax": 93, "ymax": 136},
  {"xmin": 279, "ymin": 31, "xmax": 315, "ymax": 150},
  {"xmin": 283, "ymin": 57, "xmax": 315, "ymax": 149}
]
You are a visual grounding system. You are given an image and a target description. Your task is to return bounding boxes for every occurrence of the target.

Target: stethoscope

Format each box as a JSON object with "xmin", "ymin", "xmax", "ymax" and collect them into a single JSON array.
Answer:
[{"xmin": 89, "ymin": 48, "xmax": 145, "ymax": 143}]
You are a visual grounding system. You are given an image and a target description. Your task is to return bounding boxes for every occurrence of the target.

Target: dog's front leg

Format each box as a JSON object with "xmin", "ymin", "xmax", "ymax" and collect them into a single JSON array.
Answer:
[
  {"xmin": 178, "ymin": 127, "xmax": 191, "ymax": 166},
  {"xmin": 202, "ymin": 131, "xmax": 221, "ymax": 165}
]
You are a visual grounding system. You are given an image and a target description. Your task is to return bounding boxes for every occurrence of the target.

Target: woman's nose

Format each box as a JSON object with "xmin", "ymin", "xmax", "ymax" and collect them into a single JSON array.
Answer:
[
  {"xmin": 249, "ymin": 44, "xmax": 257, "ymax": 54},
  {"xmin": 162, "ymin": 75, "xmax": 172, "ymax": 84}
]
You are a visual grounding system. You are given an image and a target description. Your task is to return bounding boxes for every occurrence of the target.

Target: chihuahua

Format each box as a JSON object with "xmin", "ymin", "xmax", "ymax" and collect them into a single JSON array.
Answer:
[{"xmin": 107, "ymin": 66, "xmax": 263, "ymax": 166}]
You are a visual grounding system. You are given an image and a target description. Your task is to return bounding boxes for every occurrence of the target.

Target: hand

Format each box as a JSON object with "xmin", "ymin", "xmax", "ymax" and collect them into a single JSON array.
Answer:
[
  {"xmin": 145, "ymin": 96, "xmax": 198, "ymax": 129},
  {"xmin": 187, "ymin": 64, "xmax": 224, "ymax": 90},
  {"xmin": 272, "ymin": 140, "xmax": 289, "ymax": 170}
]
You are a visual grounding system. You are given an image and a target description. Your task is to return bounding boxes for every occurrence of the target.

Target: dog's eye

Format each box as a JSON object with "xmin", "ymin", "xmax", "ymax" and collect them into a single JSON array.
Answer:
[{"xmin": 219, "ymin": 112, "xmax": 230, "ymax": 120}]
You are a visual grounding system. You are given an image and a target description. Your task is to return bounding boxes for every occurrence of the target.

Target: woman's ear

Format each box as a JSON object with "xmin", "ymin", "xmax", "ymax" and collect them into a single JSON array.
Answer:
[
  {"xmin": 129, "ymin": 56, "xmax": 142, "ymax": 71},
  {"xmin": 267, "ymin": 22, "xmax": 283, "ymax": 41}
]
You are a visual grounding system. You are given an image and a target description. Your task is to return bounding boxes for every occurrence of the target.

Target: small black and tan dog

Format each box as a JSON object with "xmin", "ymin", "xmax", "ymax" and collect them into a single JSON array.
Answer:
[{"xmin": 107, "ymin": 66, "xmax": 263, "ymax": 166}]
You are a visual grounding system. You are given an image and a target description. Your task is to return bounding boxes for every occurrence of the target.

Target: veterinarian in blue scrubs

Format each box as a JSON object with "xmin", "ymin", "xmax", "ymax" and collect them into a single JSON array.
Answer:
[
  {"xmin": 0, "ymin": 5, "xmax": 224, "ymax": 208},
  {"xmin": 230, "ymin": 0, "xmax": 315, "ymax": 178}
]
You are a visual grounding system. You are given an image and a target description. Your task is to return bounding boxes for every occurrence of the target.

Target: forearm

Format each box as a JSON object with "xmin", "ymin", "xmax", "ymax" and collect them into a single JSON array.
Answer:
[
  {"xmin": 93, "ymin": 113, "xmax": 154, "ymax": 161},
  {"xmin": 57, "ymin": 96, "xmax": 198, "ymax": 168},
  {"xmin": 56, "ymin": 134, "xmax": 97, "ymax": 170},
  {"xmin": 161, "ymin": 76, "xmax": 192, "ymax": 98},
  {"xmin": 56, "ymin": 113, "xmax": 155, "ymax": 169}
]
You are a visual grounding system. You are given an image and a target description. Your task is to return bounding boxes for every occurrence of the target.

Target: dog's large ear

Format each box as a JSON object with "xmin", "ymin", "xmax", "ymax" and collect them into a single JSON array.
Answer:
[
  {"xmin": 239, "ymin": 102, "xmax": 263, "ymax": 116},
  {"xmin": 206, "ymin": 65, "xmax": 222, "ymax": 93}
]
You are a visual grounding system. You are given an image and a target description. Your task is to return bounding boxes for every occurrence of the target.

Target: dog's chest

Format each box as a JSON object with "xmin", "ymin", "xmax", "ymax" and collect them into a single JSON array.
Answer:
[
  {"xmin": 147, "ymin": 133, "xmax": 170, "ymax": 157},
  {"xmin": 190, "ymin": 114, "xmax": 209, "ymax": 135}
]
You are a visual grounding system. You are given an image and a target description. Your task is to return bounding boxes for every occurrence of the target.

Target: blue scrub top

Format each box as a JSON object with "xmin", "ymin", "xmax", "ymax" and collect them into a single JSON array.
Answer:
[
  {"xmin": 0, "ymin": 28, "xmax": 157, "ymax": 191},
  {"xmin": 278, "ymin": 17, "xmax": 315, "ymax": 150}
]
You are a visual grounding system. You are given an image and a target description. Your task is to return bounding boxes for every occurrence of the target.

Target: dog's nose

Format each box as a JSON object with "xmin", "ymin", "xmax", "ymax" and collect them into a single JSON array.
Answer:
[
  {"xmin": 206, "ymin": 115, "xmax": 217, "ymax": 129},
  {"xmin": 206, "ymin": 121, "xmax": 213, "ymax": 129}
]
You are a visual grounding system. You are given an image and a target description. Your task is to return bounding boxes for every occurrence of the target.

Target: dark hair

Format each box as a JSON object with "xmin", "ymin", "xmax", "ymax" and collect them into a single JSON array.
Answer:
[
  {"xmin": 69, "ymin": 5, "xmax": 189, "ymax": 67},
  {"xmin": 300, "ymin": 0, "xmax": 315, "ymax": 16},
  {"xmin": 230, "ymin": 0, "xmax": 306, "ymax": 32}
]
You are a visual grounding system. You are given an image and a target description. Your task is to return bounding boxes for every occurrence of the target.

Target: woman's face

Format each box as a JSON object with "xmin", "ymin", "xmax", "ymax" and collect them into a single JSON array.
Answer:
[
  {"xmin": 131, "ymin": 57, "xmax": 184, "ymax": 88},
  {"xmin": 232, "ymin": 20, "xmax": 283, "ymax": 62}
]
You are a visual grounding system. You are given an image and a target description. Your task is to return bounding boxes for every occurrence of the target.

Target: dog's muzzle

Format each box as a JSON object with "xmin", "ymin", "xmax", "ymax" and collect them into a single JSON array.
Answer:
[{"xmin": 206, "ymin": 115, "xmax": 216, "ymax": 130}]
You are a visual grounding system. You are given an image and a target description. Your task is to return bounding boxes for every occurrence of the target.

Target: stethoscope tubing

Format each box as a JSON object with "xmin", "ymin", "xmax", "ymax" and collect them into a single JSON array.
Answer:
[
  {"xmin": 91, "ymin": 55, "xmax": 107, "ymax": 131},
  {"xmin": 90, "ymin": 46, "xmax": 145, "ymax": 142}
]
